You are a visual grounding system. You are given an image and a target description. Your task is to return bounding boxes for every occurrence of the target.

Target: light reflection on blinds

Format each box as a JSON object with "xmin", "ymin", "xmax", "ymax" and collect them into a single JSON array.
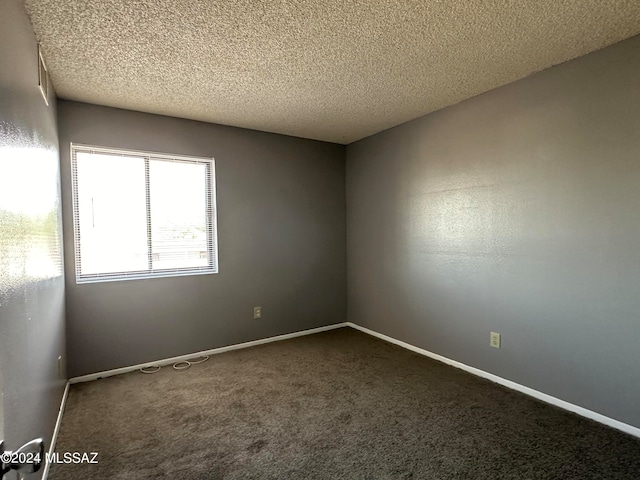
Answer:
[{"xmin": 0, "ymin": 143, "xmax": 63, "ymax": 287}]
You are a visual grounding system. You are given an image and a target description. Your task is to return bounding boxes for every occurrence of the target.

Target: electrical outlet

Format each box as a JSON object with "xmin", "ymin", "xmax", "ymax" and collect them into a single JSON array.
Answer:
[
  {"xmin": 490, "ymin": 332, "xmax": 501, "ymax": 349},
  {"xmin": 253, "ymin": 306, "xmax": 262, "ymax": 319}
]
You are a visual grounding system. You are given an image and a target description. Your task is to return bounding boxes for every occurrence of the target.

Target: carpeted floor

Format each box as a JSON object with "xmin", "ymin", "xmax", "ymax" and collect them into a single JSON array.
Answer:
[{"xmin": 49, "ymin": 327, "xmax": 640, "ymax": 479}]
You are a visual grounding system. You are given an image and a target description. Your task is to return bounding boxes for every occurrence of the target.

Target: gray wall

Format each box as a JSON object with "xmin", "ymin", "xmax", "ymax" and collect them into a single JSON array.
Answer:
[
  {"xmin": 0, "ymin": 0, "xmax": 66, "ymax": 477},
  {"xmin": 346, "ymin": 36, "xmax": 640, "ymax": 429},
  {"xmin": 58, "ymin": 101, "xmax": 346, "ymax": 377}
]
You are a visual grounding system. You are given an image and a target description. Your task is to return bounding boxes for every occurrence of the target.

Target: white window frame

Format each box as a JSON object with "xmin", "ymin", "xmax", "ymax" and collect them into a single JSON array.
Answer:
[{"xmin": 70, "ymin": 143, "xmax": 219, "ymax": 283}]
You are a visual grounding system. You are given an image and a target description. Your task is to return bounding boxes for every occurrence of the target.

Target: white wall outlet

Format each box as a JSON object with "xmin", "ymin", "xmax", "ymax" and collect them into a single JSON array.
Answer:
[
  {"xmin": 253, "ymin": 306, "xmax": 262, "ymax": 319},
  {"xmin": 490, "ymin": 332, "xmax": 501, "ymax": 349}
]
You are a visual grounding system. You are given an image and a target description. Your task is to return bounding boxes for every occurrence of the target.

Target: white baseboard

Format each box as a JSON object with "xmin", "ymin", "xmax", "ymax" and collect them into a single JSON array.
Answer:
[
  {"xmin": 42, "ymin": 381, "xmax": 69, "ymax": 480},
  {"xmin": 69, "ymin": 323, "xmax": 349, "ymax": 384},
  {"xmin": 346, "ymin": 322, "xmax": 640, "ymax": 439},
  {"xmin": 65, "ymin": 320, "xmax": 639, "ymax": 439}
]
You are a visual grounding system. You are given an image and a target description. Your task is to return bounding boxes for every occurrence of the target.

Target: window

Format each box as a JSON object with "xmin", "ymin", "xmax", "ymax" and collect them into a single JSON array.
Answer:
[{"xmin": 70, "ymin": 144, "xmax": 218, "ymax": 283}]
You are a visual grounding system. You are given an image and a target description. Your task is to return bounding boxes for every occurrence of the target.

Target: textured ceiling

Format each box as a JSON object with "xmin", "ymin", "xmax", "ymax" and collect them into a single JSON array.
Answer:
[{"xmin": 25, "ymin": 1, "xmax": 640, "ymax": 144}]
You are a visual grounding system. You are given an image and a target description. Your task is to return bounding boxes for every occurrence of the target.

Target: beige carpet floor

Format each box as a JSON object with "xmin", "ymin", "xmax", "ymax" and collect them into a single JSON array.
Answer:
[{"xmin": 49, "ymin": 327, "xmax": 640, "ymax": 479}]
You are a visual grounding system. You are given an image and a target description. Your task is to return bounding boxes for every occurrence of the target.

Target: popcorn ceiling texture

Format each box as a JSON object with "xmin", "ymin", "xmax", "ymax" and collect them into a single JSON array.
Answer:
[{"xmin": 25, "ymin": 0, "xmax": 640, "ymax": 144}]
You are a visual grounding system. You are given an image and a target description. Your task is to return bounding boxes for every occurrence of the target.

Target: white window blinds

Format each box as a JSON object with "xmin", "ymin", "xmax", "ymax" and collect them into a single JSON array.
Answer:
[{"xmin": 71, "ymin": 144, "xmax": 218, "ymax": 283}]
